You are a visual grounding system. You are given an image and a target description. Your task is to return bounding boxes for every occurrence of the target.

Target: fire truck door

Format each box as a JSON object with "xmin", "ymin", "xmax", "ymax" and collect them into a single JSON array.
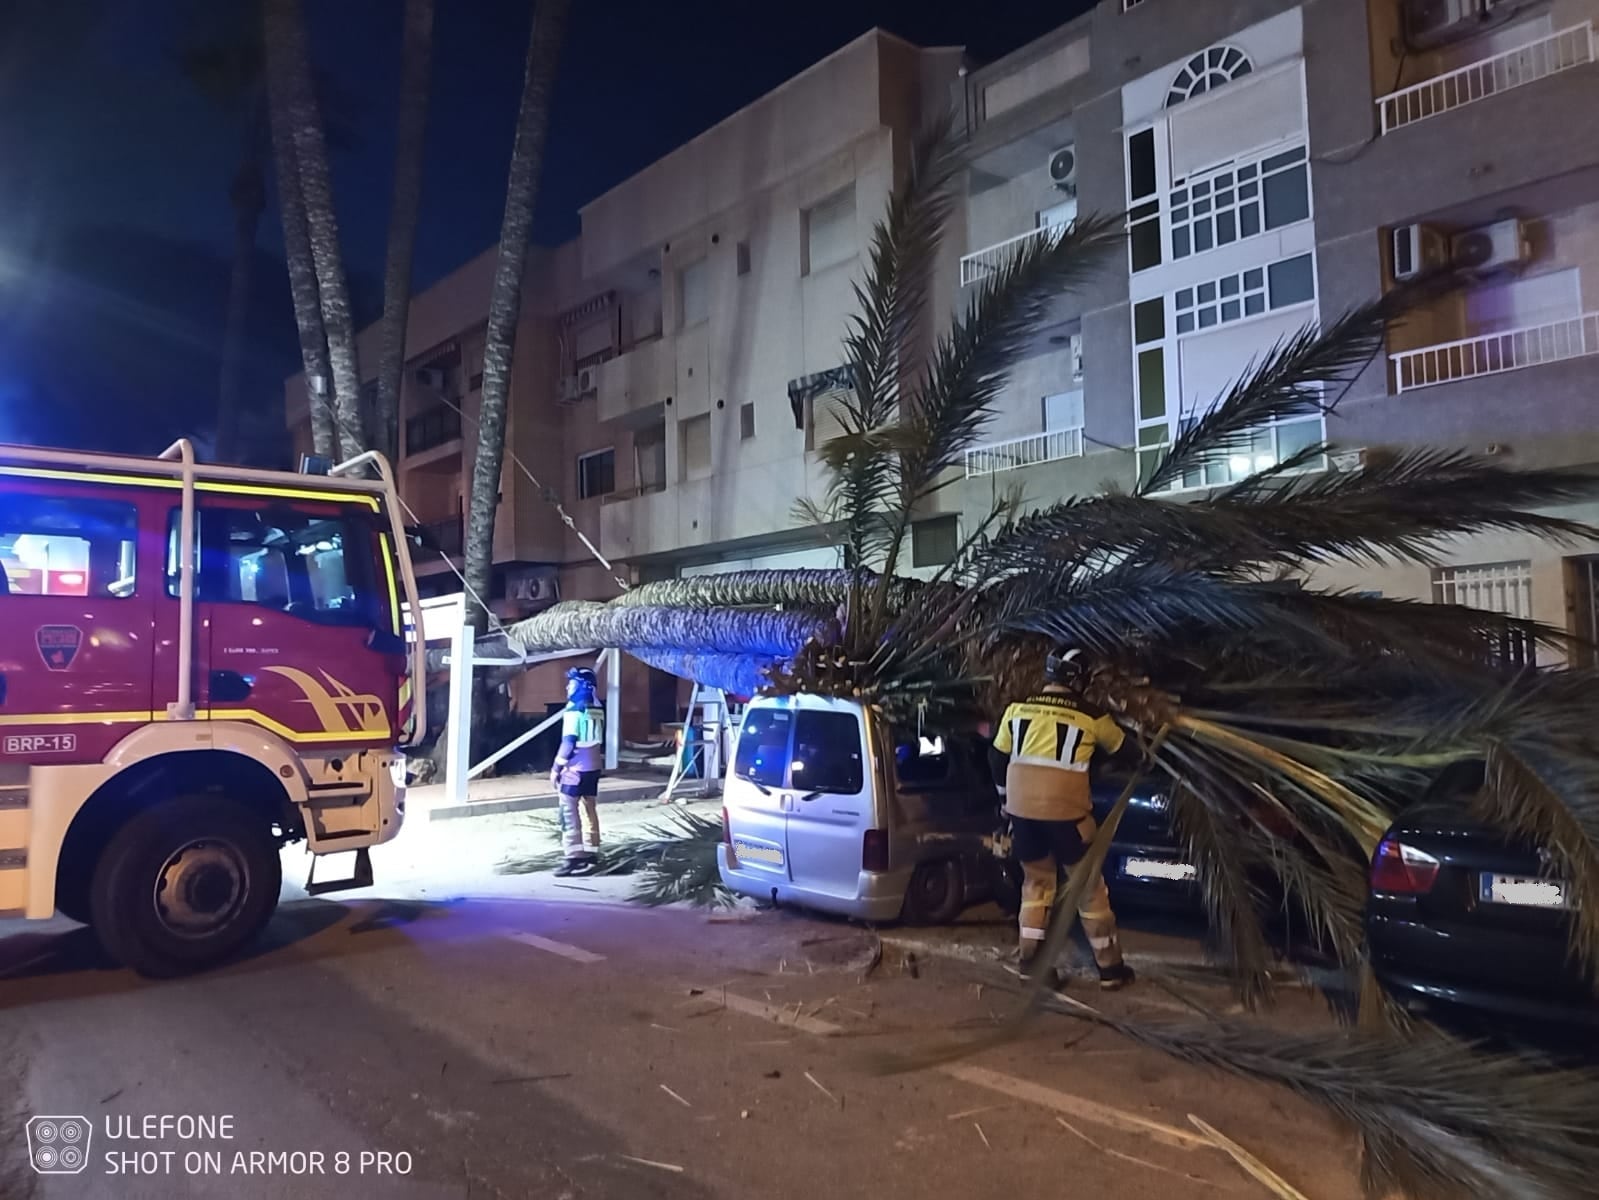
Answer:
[
  {"xmin": 0, "ymin": 484, "xmax": 156, "ymax": 765},
  {"xmin": 190, "ymin": 501, "xmax": 402, "ymax": 748}
]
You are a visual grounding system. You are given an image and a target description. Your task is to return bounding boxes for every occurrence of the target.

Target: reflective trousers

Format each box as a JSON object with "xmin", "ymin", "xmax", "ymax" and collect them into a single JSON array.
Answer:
[{"xmin": 1017, "ymin": 834, "xmax": 1124, "ymax": 970}]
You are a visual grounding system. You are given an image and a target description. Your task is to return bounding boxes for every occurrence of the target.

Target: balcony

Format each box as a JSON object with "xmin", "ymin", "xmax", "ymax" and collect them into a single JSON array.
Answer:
[
  {"xmin": 1377, "ymin": 24, "xmax": 1596, "ymax": 134},
  {"xmin": 404, "ymin": 405, "xmax": 462, "ymax": 457},
  {"xmin": 418, "ymin": 516, "xmax": 463, "ymax": 559},
  {"xmin": 1392, "ymin": 311, "xmax": 1599, "ymax": 392},
  {"xmin": 596, "ymin": 336, "xmax": 673, "ymax": 423},
  {"xmin": 964, "ymin": 427, "xmax": 1083, "ymax": 477},
  {"xmin": 960, "ymin": 224, "xmax": 1065, "ymax": 288}
]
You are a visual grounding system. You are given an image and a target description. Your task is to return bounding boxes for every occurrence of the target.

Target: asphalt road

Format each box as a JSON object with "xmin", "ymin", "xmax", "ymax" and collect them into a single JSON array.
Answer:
[{"xmin": 0, "ymin": 807, "xmax": 1367, "ymax": 1200}]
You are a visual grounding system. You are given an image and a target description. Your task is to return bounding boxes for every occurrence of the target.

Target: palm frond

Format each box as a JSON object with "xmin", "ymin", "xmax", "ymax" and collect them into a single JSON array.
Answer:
[
  {"xmin": 1055, "ymin": 1012, "xmax": 1599, "ymax": 1200},
  {"xmin": 497, "ymin": 810, "xmax": 734, "ymax": 908},
  {"xmin": 1138, "ymin": 295, "xmax": 1404, "ymax": 496}
]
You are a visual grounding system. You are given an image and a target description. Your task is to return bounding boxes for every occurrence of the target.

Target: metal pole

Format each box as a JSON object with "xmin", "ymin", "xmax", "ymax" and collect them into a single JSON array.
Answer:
[
  {"xmin": 605, "ymin": 647, "xmax": 620, "ymax": 771},
  {"xmin": 444, "ymin": 602, "xmax": 473, "ymax": 808},
  {"xmin": 469, "ymin": 707, "xmax": 565, "ymax": 781}
]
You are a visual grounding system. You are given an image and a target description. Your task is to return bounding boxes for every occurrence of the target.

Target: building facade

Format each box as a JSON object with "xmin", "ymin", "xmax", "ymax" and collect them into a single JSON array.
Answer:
[
  {"xmin": 949, "ymin": 0, "xmax": 1599, "ymax": 662},
  {"xmin": 287, "ymin": 2, "xmax": 1599, "ymax": 737}
]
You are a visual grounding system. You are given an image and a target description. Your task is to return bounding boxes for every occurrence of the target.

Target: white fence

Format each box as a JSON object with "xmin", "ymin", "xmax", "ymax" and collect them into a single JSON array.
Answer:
[
  {"xmin": 964, "ymin": 427, "xmax": 1084, "ymax": 477},
  {"xmin": 1392, "ymin": 312, "xmax": 1599, "ymax": 392},
  {"xmin": 959, "ymin": 224, "xmax": 1064, "ymax": 287},
  {"xmin": 1378, "ymin": 24, "xmax": 1596, "ymax": 133}
]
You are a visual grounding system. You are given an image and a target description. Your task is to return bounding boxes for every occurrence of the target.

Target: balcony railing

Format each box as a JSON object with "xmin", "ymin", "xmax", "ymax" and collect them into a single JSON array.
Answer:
[
  {"xmin": 1392, "ymin": 311, "xmax": 1599, "ymax": 392},
  {"xmin": 1378, "ymin": 23, "xmax": 1596, "ymax": 133},
  {"xmin": 404, "ymin": 405, "xmax": 463, "ymax": 456},
  {"xmin": 964, "ymin": 427, "xmax": 1084, "ymax": 477},
  {"xmin": 960, "ymin": 224, "xmax": 1065, "ymax": 287},
  {"xmin": 419, "ymin": 516, "xmax": 463, "ymax": 558}
]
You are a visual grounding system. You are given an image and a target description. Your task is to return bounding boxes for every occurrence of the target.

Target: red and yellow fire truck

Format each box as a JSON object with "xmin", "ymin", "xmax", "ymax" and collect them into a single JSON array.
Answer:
[{"xmin": 0, "ymin": 439, "xmax": 426, "ymax": 975}]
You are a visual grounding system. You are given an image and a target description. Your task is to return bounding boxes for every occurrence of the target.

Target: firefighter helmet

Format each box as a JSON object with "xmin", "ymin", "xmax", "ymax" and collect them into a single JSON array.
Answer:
[
  {"xmin": 566, "ymin": 666, "xmax": 598, "ymax": 704},
  {"xmin": 1044, "ymin": 647, "xmax": 1085, "ymax": 686}
]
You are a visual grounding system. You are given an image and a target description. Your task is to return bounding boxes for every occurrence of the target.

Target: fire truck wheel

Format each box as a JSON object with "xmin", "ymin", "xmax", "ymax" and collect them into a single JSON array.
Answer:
[{"xmin": 88, "ymin": 795, "xmax": 282, "ymax": 978}]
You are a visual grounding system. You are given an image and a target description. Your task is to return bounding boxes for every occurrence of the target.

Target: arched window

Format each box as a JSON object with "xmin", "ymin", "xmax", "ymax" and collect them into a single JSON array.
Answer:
[{"xmin": 1166, "ymin": 45, "xmax": 1253, "ymax": 107}]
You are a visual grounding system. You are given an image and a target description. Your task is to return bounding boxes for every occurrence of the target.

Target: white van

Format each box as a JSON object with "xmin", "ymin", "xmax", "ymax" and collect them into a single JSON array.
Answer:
[{"xmin": 716, "ymin": 693, "xmax": 1001, "ymax": 923}]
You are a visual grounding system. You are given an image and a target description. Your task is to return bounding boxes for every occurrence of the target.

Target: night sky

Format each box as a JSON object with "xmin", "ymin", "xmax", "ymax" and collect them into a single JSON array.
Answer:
[{"xmin": 0, "ymin": 0, "xmax": 1092, "ymax": 459}]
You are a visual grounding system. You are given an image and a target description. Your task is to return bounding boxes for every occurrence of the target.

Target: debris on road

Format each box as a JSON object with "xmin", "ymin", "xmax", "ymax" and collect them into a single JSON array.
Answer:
[
  {"xmin": 1188, "ymin": 1115, "xmax": 1309, "ymax": 1200},
  {"xmin": 974, "ymin": 1122, "xmax": 991, "ymax": 1149},
  {"xmin": 617, "ymin": 1154, "xmax": 685, "ymax": 1174},
  {"xmin": 805, "ymin": 1070, "xmax": 841, "ymax": 1107},
  {"xmin": 660, "ymin": 1084, "xmax": 693, "ymax": 1108},
  {"xmin": 946, "ymin": 1105, "xmax": 999, "ymax": 1121},
  {"xmin": 491, "ymin": 1072, "xmax": 572, "ymax": 1086},
  {"xmin": 1056, "ymin": 1117, "xmax": 1213, "ymax": 1187}
]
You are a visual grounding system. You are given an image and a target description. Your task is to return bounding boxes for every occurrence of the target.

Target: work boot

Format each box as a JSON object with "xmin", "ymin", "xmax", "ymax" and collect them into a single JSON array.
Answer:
[
  {"xmin": 1099, "ymin": 962, "xmax": 1136, "ymax": 991},
  {"xmin": 565, "ymin": 854, "xmax": 599, "ymax": 877},
  {"xmin": 553, "ymin": 858, "xmax": 582, "ymax": 878}
]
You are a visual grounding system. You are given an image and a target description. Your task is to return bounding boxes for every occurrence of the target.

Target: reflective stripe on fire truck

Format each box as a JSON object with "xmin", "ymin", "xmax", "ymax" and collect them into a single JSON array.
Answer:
[{"xmin": 0, "ymin": 465, "xmax": 381, "ymax": 510}]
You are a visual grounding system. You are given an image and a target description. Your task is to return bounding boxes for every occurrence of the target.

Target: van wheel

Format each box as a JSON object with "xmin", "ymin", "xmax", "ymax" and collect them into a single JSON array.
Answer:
[
  {"xmin": 902, "ymin": 860, "xmax": 965, "ymax": 925},
  {"xmin": 88, "ymin": 795, "xmax": 281, "ymax": 978}
]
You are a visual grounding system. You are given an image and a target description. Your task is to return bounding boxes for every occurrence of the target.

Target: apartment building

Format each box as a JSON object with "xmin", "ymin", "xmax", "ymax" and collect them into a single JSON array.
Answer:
[
  {"xmin": 285, "ymin": 30, "xmax": 964, "ymax": 734},
  {"xmin": 948, "ymin": 0, "xmax": 1599, "ymax": 662}
]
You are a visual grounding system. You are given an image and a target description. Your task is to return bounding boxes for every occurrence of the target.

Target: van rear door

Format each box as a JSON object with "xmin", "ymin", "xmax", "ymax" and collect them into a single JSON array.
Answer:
[
  {"xmin": 726, "ymin": 700, "xmax": 794, "ymax": 879},
  {"xmin": 782, "ymin": 699, "xmax": 872, "ymax": 903}
]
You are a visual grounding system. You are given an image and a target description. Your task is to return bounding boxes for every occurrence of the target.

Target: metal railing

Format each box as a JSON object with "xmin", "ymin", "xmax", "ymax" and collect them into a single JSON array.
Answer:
[
  {"xmin": 404, "ymin": 405, "xmax": 463, "ymax": 456},
  {"xmin": 959, "ymin": 224, "xmax": 1065, "ymax": 287},
  {"xmin": 1378, "ymin": 23, "xmax": 1596, "ymax": 133},
  {"xmin": 1392, "ymin": 311, "xmax": 1599, "ymax": 392},
  {"xmin": 964, "ymin": 427, "xmax": 1084, "ymax": 477}
]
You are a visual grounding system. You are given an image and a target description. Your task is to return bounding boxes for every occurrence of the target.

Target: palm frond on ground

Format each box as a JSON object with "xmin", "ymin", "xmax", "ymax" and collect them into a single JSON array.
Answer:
[
  {"xmin": 1055, "ymin": 1011, "xmax": 1599, "ymax": 1200},
  {"xmin": 498, "ymin": 809, "xmax": 733, "ymax": 907}
]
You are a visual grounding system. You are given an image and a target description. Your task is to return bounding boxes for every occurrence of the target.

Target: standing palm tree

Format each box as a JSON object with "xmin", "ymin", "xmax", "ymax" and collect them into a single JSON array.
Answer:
[
  {"xmin": 491, "ymin": 123, "xmax": 1599, "ymax": 1195},
  {"xmin": 263, "ymin": 0, "xmax": 367, "ymax": 461},
  {"xmin": 463, "ymin": 0, "xmax": 571, "ymax": 634},
  {"xmin": 372, "ymin": 0, "xmax": 435, "ymax": 464}
]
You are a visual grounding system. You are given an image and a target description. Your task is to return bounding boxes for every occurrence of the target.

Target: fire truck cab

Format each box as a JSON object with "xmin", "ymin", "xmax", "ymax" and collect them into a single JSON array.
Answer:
[{"xmin": 0, "ymin": 439, "xmax": 426, "ymax": 976}]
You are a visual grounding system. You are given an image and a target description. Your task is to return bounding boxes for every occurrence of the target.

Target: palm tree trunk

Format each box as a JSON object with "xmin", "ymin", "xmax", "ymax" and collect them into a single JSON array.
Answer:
[
  {"xmin": 263, "ymin": 18, "xmax": 335, "ymax": 461},
  {"xmin": 464, "ymin": 0, "xmax": 571, "ymax": 634},
  {"xmin": 264, "ymin": 0, "xmax": 368, "ymax": 461},
  {"xmin": 373, "ymin": 0, "xmax": 435, "ymax": 465},
  {"xmin": 216, "ymin": 96, "xmax": 266, "ymax": 464}
]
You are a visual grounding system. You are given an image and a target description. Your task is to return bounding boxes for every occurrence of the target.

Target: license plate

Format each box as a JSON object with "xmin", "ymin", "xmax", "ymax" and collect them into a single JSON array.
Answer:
[
  {"xmin": 733, "ymin": 839, "xmax": 784, "ymax": 868},
  {"xmin": 1122, "ymin": 857, "xmax": 1197, "ymax": 883},
  {"xmin": 1479, "ymin": 873, "xmax": 1573, "ymax": 910}
]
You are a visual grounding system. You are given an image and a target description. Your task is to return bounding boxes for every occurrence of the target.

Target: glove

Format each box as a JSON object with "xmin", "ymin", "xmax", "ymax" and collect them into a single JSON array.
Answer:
[{"xmin": 550, "ymin": 764, "xmax": 565, "ymax": 788}]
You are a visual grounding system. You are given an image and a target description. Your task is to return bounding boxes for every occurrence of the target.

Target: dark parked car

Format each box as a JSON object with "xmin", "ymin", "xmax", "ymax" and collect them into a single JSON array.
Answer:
[{"xmin": 1367, "ymin": 804, "xmax": 1596, "ymax": 1028}]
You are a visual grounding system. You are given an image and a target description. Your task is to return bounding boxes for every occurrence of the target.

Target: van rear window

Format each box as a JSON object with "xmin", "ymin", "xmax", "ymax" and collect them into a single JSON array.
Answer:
[
  {"xmin": 791, "ymin": 711, "xmax": 864, "ymax": 795},
  {"xmin": 734, "ymin": 707, "xmax": 792, "ymax": 788}
]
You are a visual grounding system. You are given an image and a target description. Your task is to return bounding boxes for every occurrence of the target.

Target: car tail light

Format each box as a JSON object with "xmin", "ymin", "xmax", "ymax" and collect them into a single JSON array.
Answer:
[
  {"xmin": 722, "ymin": 807, "xmax": 738, "ymax": 868},
  {"xmin": 1371, "ymin": 837, "xmax": 1441, "ymax": 895},
  {"xmin": 862, "ymin": 829, "xmax": 888, "ymax": 873}
]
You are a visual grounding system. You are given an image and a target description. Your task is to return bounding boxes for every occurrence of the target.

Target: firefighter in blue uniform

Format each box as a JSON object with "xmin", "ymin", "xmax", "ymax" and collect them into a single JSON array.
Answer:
[
  {"xmin": 991, "ymin": 648, "xmax": 1136, "ymax": 990},
  {"xmin": 552, "ymin": 666, "xmax": 606, "ymax": 877}
]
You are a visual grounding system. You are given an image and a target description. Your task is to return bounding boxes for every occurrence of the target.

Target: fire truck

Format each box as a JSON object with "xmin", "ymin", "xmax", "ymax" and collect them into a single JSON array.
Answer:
[{"xmin": 0, "ymin": 439, "xmax": 426, "ymax": 975}]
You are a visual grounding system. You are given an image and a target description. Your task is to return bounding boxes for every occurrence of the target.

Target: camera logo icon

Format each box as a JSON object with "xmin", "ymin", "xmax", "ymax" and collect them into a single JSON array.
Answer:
[{"xmin": 26, "ymin": 1116, "xmax": 92, "ymax": 1174}]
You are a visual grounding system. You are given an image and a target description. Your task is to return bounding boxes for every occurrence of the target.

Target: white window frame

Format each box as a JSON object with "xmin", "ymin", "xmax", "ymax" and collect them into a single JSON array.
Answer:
[
  {"xmin": 577, "ymin": 447, "xmax": 616, "ymax": 500},
  {"xmin": 679, "ymin": 259, "xmax": 709, "ymax": 330},
  {"xmin": 802, "ymin": 186, "xmax": 857, "ymax": 277},
  {"xmin": 1173, "ymin": 252, "xmax": 1316, "ymax": 336},
  {"xmin": 1169, "ymin": 144, "xmax": 1308, "ymax": 262}
]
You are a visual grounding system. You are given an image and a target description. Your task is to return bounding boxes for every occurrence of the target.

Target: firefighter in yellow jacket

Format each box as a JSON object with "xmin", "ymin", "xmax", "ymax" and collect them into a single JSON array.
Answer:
[{"xmin": 991, "ymin": 648, "xmax": 1136, "ymax": 990}]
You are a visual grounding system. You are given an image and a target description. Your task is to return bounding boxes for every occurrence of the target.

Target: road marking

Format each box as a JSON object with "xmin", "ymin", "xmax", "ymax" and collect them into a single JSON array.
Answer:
[
  {"xmin": 501, "ymin": 930, "xmax": 606, "ymax": 963},
  {"xmin": 945, "ymin": 1065, "xmax": 1208, "ymax": 1151},
  {"xmin": 703, "ymin": 984, "xmax": 1208, "ymax": 1153}
]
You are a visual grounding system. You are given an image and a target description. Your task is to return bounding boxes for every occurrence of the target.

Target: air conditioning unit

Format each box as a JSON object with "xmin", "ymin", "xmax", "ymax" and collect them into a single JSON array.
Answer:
[
  {"xmin": 414, "ymin": 366, "xmax": 447, "ymax": 391},
  {"xmin": 507, "ymin": 570, "xmax": 559, "ymax": 604},
  {"xmin": 1047, "ymin": 145, "xmax": 1078, "ymax": 195},
  {"xmin": 1401, "ymin": 0, "xmax": 1498, "ymax": 50},
  {"xmin": 557, "ymin": 375, "xmax": 583, "ymax": 405},
  {"xmin": 577, "ymin": 365, "xmax": 599, "ymax": 395},
  {"xmin": 1391, "ymin": 223, "xmax": 1449, "ymax": 280},
  {"xmin": 1450, "ymin": 218, "xmax": 1532, "ymax": 277}
]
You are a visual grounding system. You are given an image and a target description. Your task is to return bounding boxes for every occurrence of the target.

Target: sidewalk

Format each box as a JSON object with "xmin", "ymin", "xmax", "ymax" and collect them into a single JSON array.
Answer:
[{"xmin": 414, "ymin": 767, "xmax": 695, "ymax": 821}]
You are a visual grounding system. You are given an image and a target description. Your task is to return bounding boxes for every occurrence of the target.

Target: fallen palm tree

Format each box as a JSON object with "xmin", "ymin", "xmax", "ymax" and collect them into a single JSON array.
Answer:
[{"xmin": 485, "ymin": 116, "xmax": 1599, "ymax": 1196}]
